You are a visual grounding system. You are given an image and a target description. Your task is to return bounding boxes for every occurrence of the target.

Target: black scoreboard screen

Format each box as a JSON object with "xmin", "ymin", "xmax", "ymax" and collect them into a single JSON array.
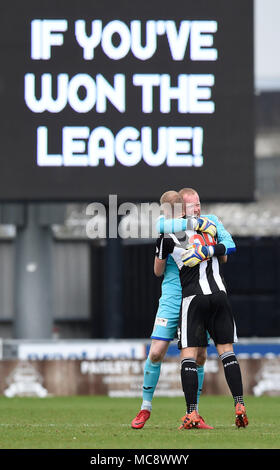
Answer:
[{"xmin": 0, "ymin": 0, "xmax": 254, "ymax": 202}]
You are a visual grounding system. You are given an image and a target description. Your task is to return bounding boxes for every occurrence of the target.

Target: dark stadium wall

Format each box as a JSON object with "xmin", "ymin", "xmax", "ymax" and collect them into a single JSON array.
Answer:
[{"xmin": 90, "ymin": 237, "xmax": 280, "ymax": 339}]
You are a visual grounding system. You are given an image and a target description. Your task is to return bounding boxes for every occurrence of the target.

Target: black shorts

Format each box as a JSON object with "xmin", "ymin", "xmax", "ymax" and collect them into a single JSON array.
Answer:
[{"xmin": 178, "ymin": 291, "xmax": 237, "ymax": 349}]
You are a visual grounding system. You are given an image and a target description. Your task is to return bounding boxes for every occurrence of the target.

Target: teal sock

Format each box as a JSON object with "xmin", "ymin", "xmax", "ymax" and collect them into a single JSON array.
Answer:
[
  {"xmin": 142, "ymin": 357, "xmax": 161, "ymax": 407},
  {"xmin": 197, "ymin": 365, "xmax": 205, "ymax": 411}
]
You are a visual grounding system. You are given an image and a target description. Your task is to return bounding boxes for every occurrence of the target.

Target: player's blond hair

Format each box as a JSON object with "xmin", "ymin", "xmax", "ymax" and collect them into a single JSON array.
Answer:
[
  {"xmin": 160, "ymin": 190, "xmax": 183, "ymax": 206},
  {"xmin": 159, "ymin": 191, "xmax": 184, "ymax": 218}
]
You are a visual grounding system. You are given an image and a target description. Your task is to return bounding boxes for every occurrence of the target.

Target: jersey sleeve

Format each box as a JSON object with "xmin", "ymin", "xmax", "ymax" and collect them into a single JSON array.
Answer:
[
  {"xmin": 207, "ymin": 214, "xmax": 236, "ymax": 254},
  {"xmin": 156, "ymin": 216, "xmax": 187, "ymax": 233}
]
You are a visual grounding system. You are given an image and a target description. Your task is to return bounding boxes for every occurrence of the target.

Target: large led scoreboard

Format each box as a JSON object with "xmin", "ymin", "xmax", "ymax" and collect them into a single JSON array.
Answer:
[{"xmin": 0, "ymin": 0, "xmax": 254, "ymax": 201}]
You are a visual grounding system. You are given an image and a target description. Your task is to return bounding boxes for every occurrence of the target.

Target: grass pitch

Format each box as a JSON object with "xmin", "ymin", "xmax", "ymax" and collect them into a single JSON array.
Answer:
[{"xmin": 0, "ymin": 395, "xmax": 279, "ymax": 450}]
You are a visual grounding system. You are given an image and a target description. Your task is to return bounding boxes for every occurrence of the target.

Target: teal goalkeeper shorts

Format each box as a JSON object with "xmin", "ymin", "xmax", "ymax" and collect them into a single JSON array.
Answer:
[
  {"xmin": 151, "ymin": 295, "xmax": 211, "ymax": 344},
  {"xmin": 151, "ymin": 295, "xmax": 182, "ymax": 341}
]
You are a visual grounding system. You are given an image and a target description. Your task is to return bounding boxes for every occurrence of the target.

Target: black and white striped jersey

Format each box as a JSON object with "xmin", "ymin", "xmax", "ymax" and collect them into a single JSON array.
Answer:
[{"xmin": 156, "ymin": 230, "xmax": 227, "ymax": 298}]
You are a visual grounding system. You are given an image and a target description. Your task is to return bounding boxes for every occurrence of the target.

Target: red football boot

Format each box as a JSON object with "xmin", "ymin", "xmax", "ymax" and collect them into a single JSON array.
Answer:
[
  {"xmin": 235, "ymin": 403, "xmax": 249, "ymax": 428},
  {"xmin": 131, "ymin": 409, "xmax": 151, "ymax": 429},
  {"xmin": 179, "ymin": 410, "xmax": 200, "ymax": 430},
  {"xmin": 198, "ymin": 415, "xmax": 214, "ymax": 429}
]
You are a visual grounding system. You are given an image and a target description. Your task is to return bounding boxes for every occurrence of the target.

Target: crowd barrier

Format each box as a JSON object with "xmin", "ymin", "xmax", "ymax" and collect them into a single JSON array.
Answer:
[{"xmin": 0, "ymin": 339, "xmax": 279, "ymax": 398}]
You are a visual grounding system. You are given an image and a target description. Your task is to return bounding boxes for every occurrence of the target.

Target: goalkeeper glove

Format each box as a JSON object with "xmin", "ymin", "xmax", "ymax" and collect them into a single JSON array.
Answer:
[
  {"xmin": 181, "ymin": 244, "xmax": 214, "ymax": 268},
  {"xmin": 194, "ymin": 217, "xmax": 217, "ymax": 238}
]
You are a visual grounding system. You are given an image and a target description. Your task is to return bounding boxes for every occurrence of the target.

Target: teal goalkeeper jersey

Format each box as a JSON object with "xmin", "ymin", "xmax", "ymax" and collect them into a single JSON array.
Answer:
[
  {"xmin": 160, "ymin": 213, "xmax": 236, "ymax": 299},
  {"xmin": 161, "ymin": 255, "xmax": 182, "ymax": 297}
]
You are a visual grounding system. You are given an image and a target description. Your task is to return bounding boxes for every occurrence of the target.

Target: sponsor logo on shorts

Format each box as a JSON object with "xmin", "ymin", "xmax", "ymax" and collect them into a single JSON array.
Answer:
[{"xmin": 155, "ymin": 317, "xmax": 168, "ymax": 327}]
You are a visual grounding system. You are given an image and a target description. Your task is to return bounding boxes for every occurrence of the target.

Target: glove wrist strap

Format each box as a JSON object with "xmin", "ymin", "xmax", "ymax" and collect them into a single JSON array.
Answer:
[{"xmin": 208, "ymin": 246, "xmax": 214, "ymax": 257}]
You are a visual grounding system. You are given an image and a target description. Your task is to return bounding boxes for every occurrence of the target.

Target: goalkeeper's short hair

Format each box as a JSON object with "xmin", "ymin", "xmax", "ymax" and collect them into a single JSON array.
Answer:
[
  {"xmin": 178, "ymin": 187, "xmax": 198, "ymax": 198},
  {"xmin": 160, "ymin": 191, "xmax": 184, "ymax": 219}
]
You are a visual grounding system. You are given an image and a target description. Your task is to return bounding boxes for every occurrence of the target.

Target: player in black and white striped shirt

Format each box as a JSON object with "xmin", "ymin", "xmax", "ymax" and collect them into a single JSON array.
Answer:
[
  {"xmin": 157, "ymin": 230, "xmax": 228, "ymax": 298},
  {"xmin": 155, "ymin": 191, "xmax": 248, "ymax": 430}
]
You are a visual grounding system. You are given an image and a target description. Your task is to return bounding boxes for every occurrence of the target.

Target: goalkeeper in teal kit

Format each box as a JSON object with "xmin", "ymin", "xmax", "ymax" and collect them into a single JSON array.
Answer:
[{"xmin": 131, "ymin": 188, "xmax": 236, "ymax": 429}]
